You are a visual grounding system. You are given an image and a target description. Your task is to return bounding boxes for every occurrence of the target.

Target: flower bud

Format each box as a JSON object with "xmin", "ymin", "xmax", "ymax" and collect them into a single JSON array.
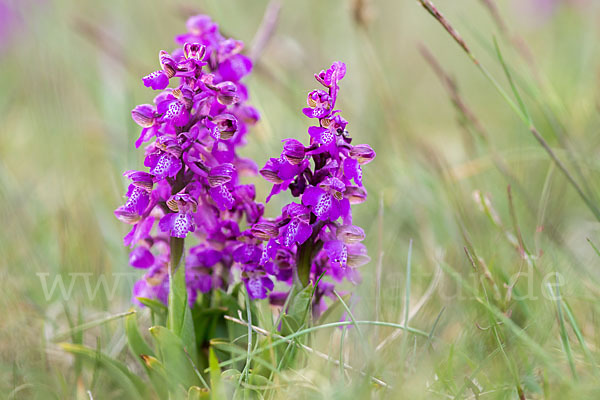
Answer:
[
  {"xmin": 212, "ymin": 113, "xmax": 238, "ymax": 140},
  {"xmin": 208, "ymin": 163, "xmax": 235, "ymax": 187},
  {"xmin": 131, "ymin": 104, "xmax": 156, "ymax": 128},
  {"xmin": 215, "ymin": 81, "xmax": 240, "ymax": 105},
  {"xmin": 159, "ymin": 50, "xmax": 176, "ymax": 78},
  {"xmin": 156, "ymin": 136, "xmax": 182, "ymax": 158},
  {"xmin": 283, "ymin": 139, "xmax": 306, "ymax": 165},
  {"xmin": 251, "ymin": 222, "xmax": 280, "ymax": 240},
  {"xmin": 349, "ymin": 144, "xmax": 376, "ymax": 165},
  {"xmin": 166, "ymin": 193, "xmax": 198, "ymax": 213},
  {"xmin": 259, "ymin": 168, "xmax": 283, "ymax": 184},
  {"xmin": 124, "ymin": 170, "xmax": 154, "ymax": 192},
  {"xmin": 337, "ymin": 225, "xmax": 366, "ymax": 244},
  {"xmin": 344, "ymin": 186, "xmax": 367, "ymax": 204},
  {"xmin": 129, "ymin": 247, "xmax": 155, "ymax": 269},
  {"xmin": 114, "ymin": 208, "xmax": 141, "ymax": 224},
  {"xmin": 183, "ymin": 42, "xmax": 206, "ymax": 61}
]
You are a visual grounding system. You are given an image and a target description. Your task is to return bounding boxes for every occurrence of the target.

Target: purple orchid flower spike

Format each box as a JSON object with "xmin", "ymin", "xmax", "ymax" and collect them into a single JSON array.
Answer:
[
  {"xmin": 235, "ymin": 61, "xmax": 375, "ymax": 315},
  {"xmin": 115, "ymin": 15, "xmax": 263, "ymax": 307}
]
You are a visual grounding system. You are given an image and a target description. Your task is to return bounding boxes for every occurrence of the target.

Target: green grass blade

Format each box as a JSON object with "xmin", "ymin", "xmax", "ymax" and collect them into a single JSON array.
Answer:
[
  {"xmin": 547, "ymin": 280, "xmax": 578, "ymax": 380},
  {"xmin": 209, "ymin": 347, "xmax": 226, "ymax": 399},
  {"xmin": 562, "ymin": 301, "xmax": 599, "ymax": 377},
  {"xmin": 214, "ymin": 320, "xmax": 428, "ymax": 370},
  {"xmin": 59, "ymin": 343, "xmax": 147, "ymax": 398},
  {"xmin": 52, "ymin": 310, "xmax": 135, "ymax": 342},
  {"xmin": 125, "ymin": 308, "xmax": 155, "ymax": 359}
]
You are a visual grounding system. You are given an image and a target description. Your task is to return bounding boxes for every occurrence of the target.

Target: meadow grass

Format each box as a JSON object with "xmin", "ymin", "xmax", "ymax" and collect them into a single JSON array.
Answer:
[{"xmin": 2, "ymin": 0, "xmax": 600, "ymax": 398}]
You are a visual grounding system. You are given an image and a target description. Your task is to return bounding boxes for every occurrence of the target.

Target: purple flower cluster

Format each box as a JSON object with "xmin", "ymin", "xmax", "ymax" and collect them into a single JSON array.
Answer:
[
  {"xmin": 115, "ymin": 15, "xmax": 262, "ymax": 306},
  {"xmin": 116, "ymin": 15, "xmax": 375, "ymax": 313},
  {"xmin": 237, "ymin": 62, "xmax": 376, "ymax": 313}
]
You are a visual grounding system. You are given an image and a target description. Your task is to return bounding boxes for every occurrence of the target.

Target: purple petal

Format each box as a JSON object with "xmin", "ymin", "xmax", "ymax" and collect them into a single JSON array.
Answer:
[
  {"xmin": 124, "ymin": 217, "xmax": 155, "ymax": 247},
  {"xmin": 147, "ymin": 153, "xmax": 182, "ymax": 180},
  {"xmin": 245, "ymin": 276, "xmax": 273, "ymax": 299},
  {"xmin": 170, "ymin": 213, "xmax": 195, "ymax": 238},
  {"xmin": 209, "ymin": 184, "xmax": 234, "ymax": 210},
  {"xmin": 324, "ymin": 240, "xmax": 348, "ymax": 269},
  {"xmin": 158, "ymin": 213, "xmax": 177, "ymax": 233},
  {"xmin": 303, "ymin": 187, "xmax": 333, "ymax": 220},
  {"xmin": 129, "ymin": 247, "xmax": 155, "ymax": 269},
  {"xmin": 219, "ymin": 54, "xmax": 252, "ymax": 81},
  {"xmin": 308, "ymin": 126, "xmax": 334, "ymax": 145},
  {"xmin": 343, "ymin": 158, "xmax": 363, "ymax": 186},
  {"xmin": 233, "ymin": 243, "xmax": 262, "ymax": 264},
  {"xmin": 131, "ymin": 104, "xmax": 156, "ymax": 127},
  {"xmin": 142, "ymin": 70, "xmax": 169, "ymax": 90}
]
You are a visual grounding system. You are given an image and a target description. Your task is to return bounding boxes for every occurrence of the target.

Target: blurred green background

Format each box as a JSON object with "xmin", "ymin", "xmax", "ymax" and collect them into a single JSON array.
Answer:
[{"xmin": 3, "ymin": 0, "xmax": 600, "ymax": 398}]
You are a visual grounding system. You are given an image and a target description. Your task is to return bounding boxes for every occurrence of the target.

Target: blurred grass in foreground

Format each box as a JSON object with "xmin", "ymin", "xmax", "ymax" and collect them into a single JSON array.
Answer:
[{"xmin": 2, "ymin": 0, "xmax": 600, "ymax": 398}]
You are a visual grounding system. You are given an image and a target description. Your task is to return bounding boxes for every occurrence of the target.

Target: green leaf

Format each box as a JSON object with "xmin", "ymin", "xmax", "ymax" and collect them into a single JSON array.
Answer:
[
  {"xmin": 233, "ymin": 388, "xmax": 264, "ymax": 400},
  {"xmin": 209, "ymin": 347, "xmax": 226, "ymax": 400},
  {"xmin": 125, "ymin": 310, "xmax": 169, "ymax": 399},
  {"xmin": 192, "ymin": 306, "xmax": 228, "ymax": 345},
  {"xmin": 125, "ymin": 308, "xmax": 155, "ymax": 359},
  {"xmin": 280, "ymin": 284, "xmax": 313, "ymax": 336},
  {"xmin": 188, "ymin": 386, "xmax": 210, "ymax": 400},
  {"xmin": 137, "ymin": 297, "xmax": 168, "ymax": 316},
  {"xmin": 59, "ymin": 343, "xmax": 147, "ymax": 399},
  {"xmin": 139, "ymin": 355, "xmax": 170, "ymax": 400},
  {"xmin": 150, "ymin": 326, "xmax": 201, "ymax": 393}
]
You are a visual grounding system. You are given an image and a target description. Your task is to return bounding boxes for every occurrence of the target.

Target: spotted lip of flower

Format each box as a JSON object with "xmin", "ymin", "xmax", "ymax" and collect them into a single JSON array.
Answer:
[
  {"xmin": 114, "ymin": 184, "xmax": 151, "ymax": 224},
  {"xmin": 343, "ymin": 157, "xmax": 363, "ymax": 186},
  {"xmin": 209, "ymin": 183, "xmax": 235, "ymax": 211},
  {"xmin": 144, "ymin": 142, "xmax": 183, "ymax": 180},
  {"xmin": 302, "ymin": 178, "xmax": 349, "ymax": 222},
  {"xmin": 142, "ymin": 70, "xmax": 170, "ymax": 91},
  {"xmin": 157, "ymin": 93, "xmax": 190, "ymax": 127},
  {"xmin": 233, "ymin": 242, "xmax": 262, "ymax": 265},
  {"xmin": 159, "ymin": 194, "xmax": 198, "ymax": 238},
  {"xmin": 242, "ymin": 266, "xmax": 274, "ymax": 300},
  {"xmin": 302, "ymin": 90, "xmax": 332, "ymax": 119},
  {"xmin": 279, "ymin": 202, "xmax": 313, "ymax": 247}
]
